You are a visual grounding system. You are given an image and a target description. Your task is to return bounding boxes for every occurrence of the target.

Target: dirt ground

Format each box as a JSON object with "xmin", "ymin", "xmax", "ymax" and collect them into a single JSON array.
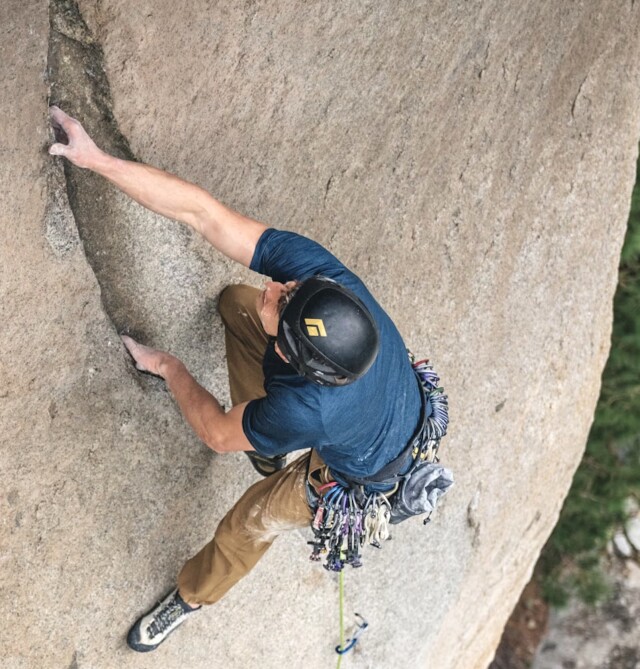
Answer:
[
  {"xmin": 533, "ymin": 558, "xmax": 640, "ymax": 669},
  {"xmin": 490, "ymin": 579, "xmax": 550, "ymax": 669},
  {"xmin": 492, "ymin": 556, "xmax": 640, "ymax": 669}
]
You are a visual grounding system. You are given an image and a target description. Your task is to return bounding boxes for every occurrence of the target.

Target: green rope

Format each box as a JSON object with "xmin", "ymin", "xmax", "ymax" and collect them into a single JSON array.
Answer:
[{"xmin": 336, "ymin": 568, "xmax": 345, "ymax": 669}]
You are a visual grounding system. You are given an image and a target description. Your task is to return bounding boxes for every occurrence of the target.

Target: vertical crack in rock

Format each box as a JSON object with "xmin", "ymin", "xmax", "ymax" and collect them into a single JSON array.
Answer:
[
  {"xmin": 467, "ymin": 489, "xmax": 481, "ymax": 547},
  {"xmin": 48, "ymin": 0, "xmax": 134, "ymax": 161},
  {"xmin": 46, "ymin": 0, "xmax": 149, "ymax": 334},
  {"xmin": 67, "ymin": 650, "xmax": 79, "ymax": 669},
  {"xmin": 44, "ymin": 157, "xmax": 80, "ymax": 257},
  {"xmin": 570, "ymin": 75, "xmax": 589, "ymax": 120},
  {"xmin": 46, "ymin": 0, "xmax": 210, "ymax": 351}
]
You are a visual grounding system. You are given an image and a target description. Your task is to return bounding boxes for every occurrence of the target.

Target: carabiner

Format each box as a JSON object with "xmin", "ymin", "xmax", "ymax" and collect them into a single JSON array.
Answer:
[{"xmin": 335, "ymin": 613, "xmax": 369, "ymax": 655}]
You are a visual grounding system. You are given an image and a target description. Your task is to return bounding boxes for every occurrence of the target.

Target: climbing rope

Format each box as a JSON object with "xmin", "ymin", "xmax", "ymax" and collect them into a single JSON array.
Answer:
[
  {"xmin": 335, "ymin": 566, "xmax": 369, "ymax": 665},
  {"xmin": 336, "ymin": 569, "xmax": 345, "ymax": 669}
]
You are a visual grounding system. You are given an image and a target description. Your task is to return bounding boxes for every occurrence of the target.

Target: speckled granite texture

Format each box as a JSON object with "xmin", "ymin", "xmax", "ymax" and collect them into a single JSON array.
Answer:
[{"xmin": 1, "ymin": 1, "xmax": 639, "ymax": 667}]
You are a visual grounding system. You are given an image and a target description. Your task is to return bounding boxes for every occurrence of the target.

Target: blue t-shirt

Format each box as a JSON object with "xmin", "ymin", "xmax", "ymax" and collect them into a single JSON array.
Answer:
[{"xmin": 242, "ymin": 229, "xmax": 421, "ymax": 481}]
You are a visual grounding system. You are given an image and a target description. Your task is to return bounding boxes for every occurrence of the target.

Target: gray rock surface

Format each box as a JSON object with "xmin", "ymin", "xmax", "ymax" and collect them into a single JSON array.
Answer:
[
  {"xmin": 613, "ymin": 532, "xmax": 634, "ymax": 559},
  {"xmin": 625, "ymin": 517, "xmax": 640, "ymax": 553},
  {"xmin": 2, "ymin": 1, "xmax": 640, "ymax": 668}
]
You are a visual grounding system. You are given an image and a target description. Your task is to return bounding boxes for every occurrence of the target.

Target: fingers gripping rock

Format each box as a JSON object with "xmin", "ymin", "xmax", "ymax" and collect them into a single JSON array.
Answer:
[
  {"xmin": 48, "ymin": 106, "xmax": 101, "ymax": 169},
  {"xmin": 121, "ymin": 335, "xmax": 151, "ymax": 372}
]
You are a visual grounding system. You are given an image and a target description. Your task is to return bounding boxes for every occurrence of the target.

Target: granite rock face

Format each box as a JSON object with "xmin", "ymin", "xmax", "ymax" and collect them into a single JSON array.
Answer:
[{"xmin": 2, "ymin": 1, "xmax": 640, "ymax": 668}]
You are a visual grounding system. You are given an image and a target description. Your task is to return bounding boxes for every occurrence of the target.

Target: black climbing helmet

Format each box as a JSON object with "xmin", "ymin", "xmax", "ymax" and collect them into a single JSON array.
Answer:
[{"xmin": 277, "ymin": 276, "xmax": 380, "ymax": 386}]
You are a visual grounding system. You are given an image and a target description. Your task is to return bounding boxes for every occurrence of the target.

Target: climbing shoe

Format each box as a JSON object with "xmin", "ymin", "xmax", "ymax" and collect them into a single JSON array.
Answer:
[
  {"xmin": 127, "ymin": 588, "xmax": 200, "ymax": 652},
  {"xmin": 245, "ymin": 451, "xmax": 287, "ymax": 477}
]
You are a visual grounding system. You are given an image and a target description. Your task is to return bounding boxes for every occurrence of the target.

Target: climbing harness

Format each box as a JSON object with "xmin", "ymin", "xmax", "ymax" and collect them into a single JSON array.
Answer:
[
  {"xmin": 320, "ymin": 354, "xmax": 451, "ymax": 662},
  {"xmin": 308, "ymin": 354, "xmax": 453, "ymax": 571}
]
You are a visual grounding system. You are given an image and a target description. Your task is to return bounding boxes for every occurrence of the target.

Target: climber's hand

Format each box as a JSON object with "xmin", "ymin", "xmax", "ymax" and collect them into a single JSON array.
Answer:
[
  {"xmin": 48, "ymin": 106, "xmax": 105, "ymax": 169},
  {"xmin": 121, "ymin": 335, "xmax": 174, "ymax": 378}
]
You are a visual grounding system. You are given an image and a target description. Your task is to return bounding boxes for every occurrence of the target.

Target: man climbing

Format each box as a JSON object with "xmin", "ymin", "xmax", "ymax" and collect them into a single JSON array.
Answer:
[{"xmin": 48, "ymin": 106, "xmax": 433, "ymax": 652}]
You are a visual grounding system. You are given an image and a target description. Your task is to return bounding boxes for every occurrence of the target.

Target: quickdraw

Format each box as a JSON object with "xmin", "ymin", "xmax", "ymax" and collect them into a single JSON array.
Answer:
[
  {"xmin": 336, "ymin": 612, "xmax": 368, "ymax": 655},
  {"xmin": 334, "ymin": 568, "xmax": 368, "ymax": 668},
  {"xmin": 308, "ymin": 484, "xmax": 393, "ymax": 571}
]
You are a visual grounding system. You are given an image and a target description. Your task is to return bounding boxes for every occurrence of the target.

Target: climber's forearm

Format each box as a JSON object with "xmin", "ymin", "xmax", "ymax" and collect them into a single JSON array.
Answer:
[
  {"xmin": 49, "ymin": 106, "xmax": 266, "ymax": 267},
  {"xmin": 94, "ymin": 153, "xmax": 266, "ymax": 267},
  {"xmin": 160, "ymin": 357, "xmax": 255, "ymax": 454}
]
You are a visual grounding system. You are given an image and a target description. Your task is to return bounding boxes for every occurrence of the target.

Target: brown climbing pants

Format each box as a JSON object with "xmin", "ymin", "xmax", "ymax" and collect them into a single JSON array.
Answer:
[{"xmin": 176, "ymin": 284, "xmax": 327, "ymax": 605}]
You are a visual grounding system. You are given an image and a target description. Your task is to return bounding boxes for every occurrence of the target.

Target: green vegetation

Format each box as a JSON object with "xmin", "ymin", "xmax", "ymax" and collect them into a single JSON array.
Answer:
[{"xmin": 538, "ymin": 155, "xmax": 640, "ymax": 607}]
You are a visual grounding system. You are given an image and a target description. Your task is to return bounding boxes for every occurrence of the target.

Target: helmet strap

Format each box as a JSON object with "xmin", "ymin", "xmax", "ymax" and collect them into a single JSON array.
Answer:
[{"xmin": 274, "ymin": 341, "xmax": 289, "ymax": 364}]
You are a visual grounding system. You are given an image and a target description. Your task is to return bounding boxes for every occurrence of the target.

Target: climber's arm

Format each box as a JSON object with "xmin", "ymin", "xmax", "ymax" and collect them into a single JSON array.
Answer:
[
  {"xmin": 48, "ymin": 106, "xmax": 265, "ymax": 267},
  {"xmin": 162, "ymin": 361, "xmax": 253, "ymax": 454},
  {"xmin": 121, "ymin": 336, "xmax": 254, "ymax": 453}
]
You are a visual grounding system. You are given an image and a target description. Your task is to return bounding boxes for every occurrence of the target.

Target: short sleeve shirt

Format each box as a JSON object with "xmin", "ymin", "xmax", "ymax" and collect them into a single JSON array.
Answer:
[{"xmin": 242, "ymin": 229, "xmax": 421, "ymax": 480}]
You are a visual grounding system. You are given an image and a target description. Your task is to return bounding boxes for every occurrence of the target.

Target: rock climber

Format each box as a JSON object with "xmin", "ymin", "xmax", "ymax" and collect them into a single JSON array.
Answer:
[{"xmin": 48, "ymin": 105, "xmax": 430, "ymax": 652}]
